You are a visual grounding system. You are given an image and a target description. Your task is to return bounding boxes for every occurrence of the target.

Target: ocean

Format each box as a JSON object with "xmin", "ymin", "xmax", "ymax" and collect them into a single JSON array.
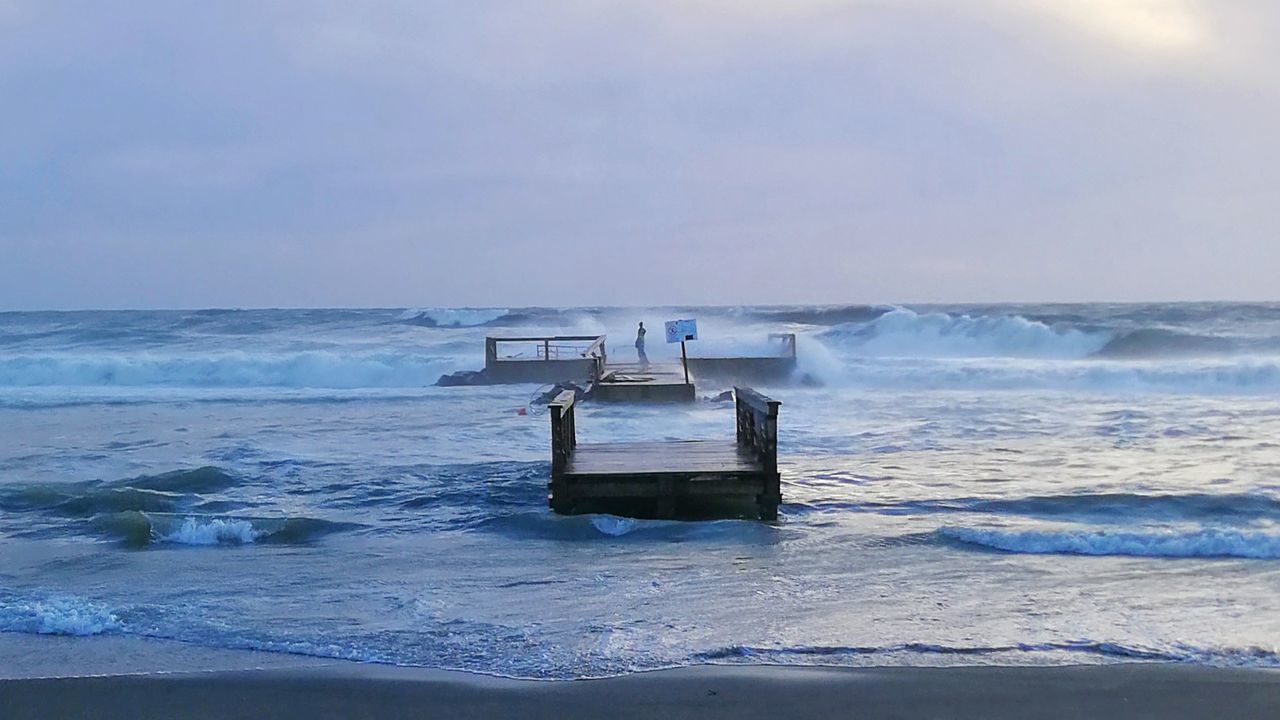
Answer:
[{"xmin": 1, "ymin": 303, "xmax": 1278, "ymax": 678}]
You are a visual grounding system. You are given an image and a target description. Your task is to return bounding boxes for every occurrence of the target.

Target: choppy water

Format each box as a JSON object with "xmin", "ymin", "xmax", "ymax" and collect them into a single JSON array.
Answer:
[{"xmin": 2, "ymin": 303, "xmax": 1279, "ymax": 677}]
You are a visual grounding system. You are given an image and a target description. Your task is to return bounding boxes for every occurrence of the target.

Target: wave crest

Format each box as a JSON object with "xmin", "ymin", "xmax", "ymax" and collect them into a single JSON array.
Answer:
[
  {"xmin": 808, "ymin": 356, "xmax": 1280, "ymax": 394},
  {"xmin": 0, "ymin": 595, "xmax": 121, "ymax": 636},
  {"xmin": 397, "ymin": 307, "xmax": 510, "ymax": 327},
  {"xmin": 116, "ymin": 466, "xmax": 238, "ymax": 493},
  {"xmin": 0, "ymin": 352, "xmax": 448, "ymax": 388},
  {"xmin": 161, "ymin": 516, "xmax": 261, "ymax": 545},
  {"xmin": 821, "ymin": 308, "xmax": 1111, "ymax": 359},
  {"xmin": 839, "ymin": 493, "xmax": 1280, "ymax": 523},
  {"xmin": 940, "ymin": 526, "xmax": 1280, "ymax": 559},
  {"xmin": 97, "ymin": 512, "xmax": 355, "ymax": 548}
]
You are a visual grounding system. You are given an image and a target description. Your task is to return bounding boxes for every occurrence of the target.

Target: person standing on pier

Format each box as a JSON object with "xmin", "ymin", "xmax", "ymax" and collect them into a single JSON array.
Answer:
[{"xmin": 635, "ymin": 322, "xmax": 648, "ymax": 366}]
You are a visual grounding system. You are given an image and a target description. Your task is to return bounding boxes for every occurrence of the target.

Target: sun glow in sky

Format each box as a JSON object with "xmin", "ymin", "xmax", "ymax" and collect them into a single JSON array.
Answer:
[{"xmin": 1033, "ymin": 0, "xmax": 1205, "ymax": 51}]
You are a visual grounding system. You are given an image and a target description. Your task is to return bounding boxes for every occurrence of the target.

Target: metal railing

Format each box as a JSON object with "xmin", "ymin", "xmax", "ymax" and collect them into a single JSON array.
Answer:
[{"xmin": 486, "ymin": 335, "xmax": 606, "ymax": 363}]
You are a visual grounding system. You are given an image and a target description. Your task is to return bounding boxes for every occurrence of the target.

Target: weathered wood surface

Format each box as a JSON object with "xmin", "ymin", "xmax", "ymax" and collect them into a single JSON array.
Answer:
[
  {"xmin": 548, "ymin": 390, "xmax": 577, "ymax": 476},
  {"xmin": 736, "ymin": 387, "xmax": 780, "ymax": 475},
  {"xmin": 566, "ymin": 441, "xmax": 759, "ymax": 475},
  {"xmin": 548, "ymin": 386, "xmax": 781, "ymax": 520},
  {"xmin": 592, "ymin": 363, "xmax": 695, "ymax": 403}
]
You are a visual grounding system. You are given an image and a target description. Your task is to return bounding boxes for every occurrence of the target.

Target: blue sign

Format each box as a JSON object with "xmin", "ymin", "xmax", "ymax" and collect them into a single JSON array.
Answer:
[{"xmin": 664, "ymin": 319, "xmax": 698, "ymax": 343}]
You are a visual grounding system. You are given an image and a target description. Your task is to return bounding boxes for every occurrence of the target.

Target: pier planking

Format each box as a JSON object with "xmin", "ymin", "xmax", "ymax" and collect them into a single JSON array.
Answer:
[{"xmin": 590, "ymin": 362, "xmax": 696, "ymax": 402}]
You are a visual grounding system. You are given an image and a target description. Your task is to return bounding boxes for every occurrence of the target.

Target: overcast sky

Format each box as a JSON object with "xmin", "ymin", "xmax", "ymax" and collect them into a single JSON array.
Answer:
[{"xmin": 2, "ymin": 1, "xmax": 1278, "ymax": 309}]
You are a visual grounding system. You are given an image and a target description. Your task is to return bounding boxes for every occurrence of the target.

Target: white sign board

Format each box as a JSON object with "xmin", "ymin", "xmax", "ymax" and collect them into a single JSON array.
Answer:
[{"xmin": 664, "ymin": 319, "xmax": 698, "ymax": 344}]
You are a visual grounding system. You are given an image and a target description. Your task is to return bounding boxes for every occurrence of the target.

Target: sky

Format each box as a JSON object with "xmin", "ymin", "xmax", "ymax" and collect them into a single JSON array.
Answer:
[{"xmin": 1, "ymin": 0, "xmax": 1278, "ymax": 310}]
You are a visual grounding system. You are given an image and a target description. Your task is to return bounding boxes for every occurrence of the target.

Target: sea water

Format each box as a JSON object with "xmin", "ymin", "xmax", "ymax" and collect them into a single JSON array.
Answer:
[{"xmin": 1, "ymin": 304, "xmax": 1278, "ymax": 677}]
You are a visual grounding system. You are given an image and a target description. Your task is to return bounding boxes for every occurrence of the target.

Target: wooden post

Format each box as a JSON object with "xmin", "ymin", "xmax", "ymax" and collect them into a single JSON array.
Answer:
[
  {"xmin": 734, "ymin": 387, "xmax": 781, "ymax": 519},
  {"xmin": 681, "ymin": 340, "xmax": 690, "ymax": 385},
  {"xmin": 549, "ymin": 390, "xmax": 576, "ymax": 476},
  {"xmin": 543, "ymin": 339, "xmax": 551, "ymax": 361},
  {"xmin": 550, "ymin": 404, "xmax": 566, "ymax": 475},
  {"xmin": 548, "ymin": 389, "xmax": 578, "ymax": 513},
  {"xmin": 485, "ymin": 337, "xmax": 498, "ymax": 371}
]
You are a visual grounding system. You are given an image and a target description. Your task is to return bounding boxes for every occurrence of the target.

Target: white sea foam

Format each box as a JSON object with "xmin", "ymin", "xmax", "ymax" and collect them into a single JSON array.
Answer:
[
  {"xmin": 399, "ymin": 307, "xmax": 509, "ymax": 327},
  {"xmin": 942, "ymin": 526, "xmax": 1280, "ymax": 559},
  {"xmin": 0, "ymin": 352, "xmax": 449, "ymax": 388},
  {"xmin": 809, "ymin": 356, "xmax": 1280, "ymax": 394},
  {"xmin": 823, "ymin": 307, "xmax": 1111, "ymax": 359},
  {"xmin": 591, "ymin": 516, "xmax": 640, "ymax": 536},
  {"xmin": 159, "ymin": 517, "xmax": 262, "ymax": 545},
  {"xmin": 0, "ymin": 596, "xmax": 121, "ymax": 636}
]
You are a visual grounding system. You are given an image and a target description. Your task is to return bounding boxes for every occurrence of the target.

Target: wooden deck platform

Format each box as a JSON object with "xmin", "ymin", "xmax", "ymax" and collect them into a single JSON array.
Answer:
[
  {"xmin": 590, "ymin": 363, "xmax": 696, "ymax": 403},
  {"xmin": 484, "ymin": 336, "xmax": 606, "ymax": 384},
  {"xmin": 443, "ymin": 333, "xmax": 800, "ymax": 399},
  {"xmin": 548, "ymin": 387, "xmax": 781, "ymax": 520}
]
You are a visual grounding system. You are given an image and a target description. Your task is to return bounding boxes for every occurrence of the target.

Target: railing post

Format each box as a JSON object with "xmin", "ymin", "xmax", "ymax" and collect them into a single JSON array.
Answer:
[
  {"xmin": 763, "ymin": 400, "xmax": 779, "ymax": 476},
  {"xmin": 551, "ymin": 403, "xmax": 566, "ymax": 475},
  {"xmin": 735, "ymin": 392, "xmax": 745, "ymax": 444},
  {"xmin": 567, "ymin": 402, "xmax": 576, "ymax": 453},
  {"xmin": 549, "ymin": 390, "xmax": 577, "ymax": 477},
  {"xmin": 485, "ymin": 337, "xmax": 498, "ymax": 370}
]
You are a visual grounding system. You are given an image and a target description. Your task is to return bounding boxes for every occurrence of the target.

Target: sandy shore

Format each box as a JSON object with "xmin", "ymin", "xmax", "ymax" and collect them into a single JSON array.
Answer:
[{"xmin": 4, "ymin": 661, "xmax": 1279, "ymax": 720}]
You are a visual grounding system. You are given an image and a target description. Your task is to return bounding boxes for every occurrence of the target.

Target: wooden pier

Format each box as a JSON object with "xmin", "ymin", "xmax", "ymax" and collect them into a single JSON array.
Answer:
[
  {"xmin": 437, "ymin": 333, "xmax": 799, "ymax": 401},
  {"xmin": 548, "ymin": 387, "xmax": 781, "ymax": 520},
  {"xmin": 484, "ymin": 336, "xmax": 606, "ymax": 384}
]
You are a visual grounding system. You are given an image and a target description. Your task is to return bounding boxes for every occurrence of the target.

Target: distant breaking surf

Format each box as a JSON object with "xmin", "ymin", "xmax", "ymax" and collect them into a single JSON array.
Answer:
[{"xmin": 397, "ymin": 308, "xmax": 512, "ymax": 327}]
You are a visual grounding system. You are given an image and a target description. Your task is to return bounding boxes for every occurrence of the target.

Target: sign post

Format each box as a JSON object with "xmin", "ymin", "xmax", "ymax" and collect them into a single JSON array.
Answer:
[
  {"xmin": 663, "ymin": 319, "xmax": 698, "ymax": 386},
  {"xmin": 680, "ymin": 340, "xmax": 689, "ymax": 385}
]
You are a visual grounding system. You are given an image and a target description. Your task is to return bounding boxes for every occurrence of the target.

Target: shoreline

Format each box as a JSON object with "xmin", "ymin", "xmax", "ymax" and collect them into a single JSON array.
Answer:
[{"xmin": 5, "ymin": 659, "xmax": 1280, "ymax": 719}]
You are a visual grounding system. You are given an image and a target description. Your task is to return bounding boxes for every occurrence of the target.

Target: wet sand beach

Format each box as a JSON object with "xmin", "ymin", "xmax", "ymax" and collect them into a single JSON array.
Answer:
[{"xmin": 6, "ymin": 661, "xmax": 1280, "ymax": 720}]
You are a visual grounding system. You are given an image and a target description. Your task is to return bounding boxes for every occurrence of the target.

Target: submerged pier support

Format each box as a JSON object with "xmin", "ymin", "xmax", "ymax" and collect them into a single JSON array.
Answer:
[{"xmin": 547, "ymin": 387, "xmax": 781, "ymax": 520}]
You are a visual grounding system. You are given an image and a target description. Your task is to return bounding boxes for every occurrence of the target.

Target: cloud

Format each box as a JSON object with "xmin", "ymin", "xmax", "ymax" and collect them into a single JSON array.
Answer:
[{"xmin": 1, "ymin": 1, "xmax": 1279, "ymax": 308}]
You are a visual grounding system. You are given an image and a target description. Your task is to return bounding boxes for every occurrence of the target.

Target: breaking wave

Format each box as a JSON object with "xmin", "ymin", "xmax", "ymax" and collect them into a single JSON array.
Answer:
[
  {"xmin": 0, "ymin": 594, "xmax": 121, "ymax": 636},
  {"xmin": 838, "ymin": 492, "xmax": 1280, "ymax": 523},
  {"xmin": 397, "ymin": 307, "xmax": 511, "ymax": 327},
  {"xmin": 814, "ymin": 356, "xmax": 1280, "ymax": 394},
  {"xmin": 590, "ymin": 516, "xmax": 647, "ymax": 536},
  {"xmin": 1096, "ymin": 328, "xmax": 1240, "ymax": 358},
  {"xmin": 939, "ymin": 526, "xmax": 1280, "ymax": 559},
  {"xmin": 97, "ymin": 512, "xmax": 354, "ymax": 548},
  {"xmin": 822, "ymin": 308, "xmax": 1110, "ymax": 359},
  {"xmin": 740, "ymin": 305, "xmax": 893, "ymax": 326},
  {"xmin": 0, "ymin": 352, "xmax": 448, "ymax": 388},
  {"xmin": 160, "ymin": 516, "xmax": 261, "ymax": 545},
  {"xmin": 820, "ymin": 307, "xmax": 1280, "ymax": 363}
]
